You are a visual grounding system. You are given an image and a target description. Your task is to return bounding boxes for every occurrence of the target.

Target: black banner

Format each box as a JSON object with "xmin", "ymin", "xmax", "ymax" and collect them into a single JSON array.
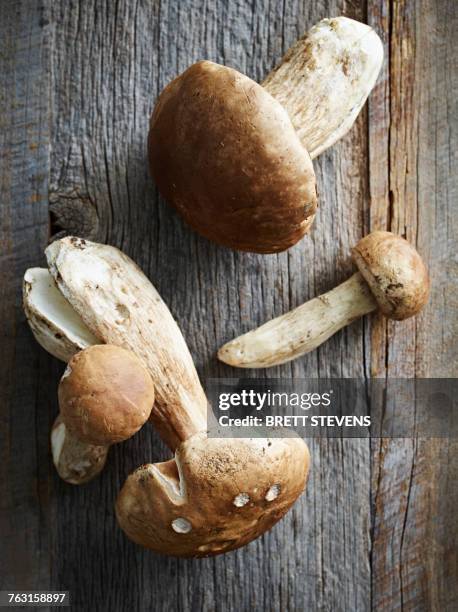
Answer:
[{"xmin": 206, "ymin": 379, "xmax": 458, "ymax": 438}]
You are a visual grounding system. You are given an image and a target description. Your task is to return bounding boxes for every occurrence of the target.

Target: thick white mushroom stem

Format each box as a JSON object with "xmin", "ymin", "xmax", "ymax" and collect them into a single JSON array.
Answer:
[
  {"xmin": 262, "ymin": 16, "xmax": 384, "ymax": 159},
  {"xmin": 40, "ymin": 237, "xmax": 207, "ymax": 451},
  {"xmin": 218, "ymin": 272, "xmax": 377, "ymax": 368}
]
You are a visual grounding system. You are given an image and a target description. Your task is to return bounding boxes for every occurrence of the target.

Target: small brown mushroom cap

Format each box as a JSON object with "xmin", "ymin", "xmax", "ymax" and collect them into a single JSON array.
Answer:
[
  {"xmin": 148, "ymin": 61, "xmax": 317, "ymax": 254},
  {"xmin": 116, "ymin": 432, "xmax": 310, "ymax": 557},
  {"xmin": 352, "ymin": 231, "xmax": 430, "ymax": 320},
  {"xmin": 58, "ymin": 345, "xmax": 155, "ymax": 445}
]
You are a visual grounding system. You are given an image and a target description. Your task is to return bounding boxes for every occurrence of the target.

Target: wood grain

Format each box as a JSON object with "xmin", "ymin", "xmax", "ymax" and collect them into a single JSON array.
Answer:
[
  {"xmin": 368, "ymin": 1, "xmax": 458, "ymax": 610},
  {"xmin": 1, "ymin": 0, "xmax": 456, "ymax": 610},
  {"xmin": 0, "ymin": 0, "xmax": 53, "ymax": 592},
  {"xmin": 46, "ymin": 2, "xmax": 372, "ymax": 610}
]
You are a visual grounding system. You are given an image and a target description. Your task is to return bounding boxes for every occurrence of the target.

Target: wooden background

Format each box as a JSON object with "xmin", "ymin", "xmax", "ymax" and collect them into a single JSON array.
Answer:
[{"xmin": 1, "ymin": 0, "xmax": 456, "ymax": 610}]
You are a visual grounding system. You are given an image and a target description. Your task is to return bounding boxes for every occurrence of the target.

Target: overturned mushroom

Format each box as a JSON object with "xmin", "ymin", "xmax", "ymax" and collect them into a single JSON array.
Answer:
[
  {"xmin": 23, "ymin": 237, "xmax": 311, "ymax": 555},
  {"xmin": 218, "ymin": 231, "xmax": 430, "ymax": 368},
  {"xmin": 53, "ymin": 344, "xmax": 155, "ymax": 484},
  {"xmin": 149, "ymin": 16, "xmax": 383, "ymax": 253}
]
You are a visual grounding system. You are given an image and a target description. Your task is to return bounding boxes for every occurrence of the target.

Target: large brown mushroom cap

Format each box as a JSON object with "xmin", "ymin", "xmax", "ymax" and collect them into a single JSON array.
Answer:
[
  {"xmin": 352, "ymin": 231, "xmax": 430, "ymax": 320},
  {"xmin": 148, "ymin": 61, "xmax": 317, "ymax": 254},
  {"xmin": 116, "ymin": 432, "xmax": 310, "ymax": 557},
  {"xmin": 58, "ymin": 345, "xmax": 155, "ymax": 445}
]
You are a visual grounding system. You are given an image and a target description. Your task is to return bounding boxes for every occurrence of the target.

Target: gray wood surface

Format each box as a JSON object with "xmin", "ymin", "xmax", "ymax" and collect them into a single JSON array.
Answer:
[
  {"xmin": 1, "ymin": 0, "xmax": 456, "ymax": 611},
  {"xmin": 0, "ymin": 0, "xmax": 53, "ymax": 593}
]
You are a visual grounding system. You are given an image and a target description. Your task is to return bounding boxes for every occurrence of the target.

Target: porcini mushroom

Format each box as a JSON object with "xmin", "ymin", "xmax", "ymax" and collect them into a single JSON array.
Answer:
[
  {"xmin": 23, "ymin": 237, "xmax": 310, "ymax": 555},
  {"xmin": 149, "ymin": 17, "xmax": 383, "ymax": 253},
  {"xmin": 218, "ymin": 231, "xmax": 430, "ymax": 368},
  {"xmin": 116, "ymin": 431, "xmax": 309, "ymax": 557},
  {"xmin": 53, "ymin": 344, "xmax": 155, "ymax": 484}
]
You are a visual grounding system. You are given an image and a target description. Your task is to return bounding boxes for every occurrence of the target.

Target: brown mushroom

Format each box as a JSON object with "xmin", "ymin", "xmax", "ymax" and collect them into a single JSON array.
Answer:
[
  {"xmin": 218, "ymin": 232, "xmax": 430, "ymax": 368},
  {"xmin": 52, "ymin": 344, "xmax": 155, "ymax": 484},
  {"xmin": 149, "ymin": 61, "xmax": 317, "ymax": 253},
  {"xmin": 116, "ymin": 419, "xmax": 310, "ymax": 558},
  {"xmin": 148, "ymin": 17, "xmax": 383, "ymax": 253}
]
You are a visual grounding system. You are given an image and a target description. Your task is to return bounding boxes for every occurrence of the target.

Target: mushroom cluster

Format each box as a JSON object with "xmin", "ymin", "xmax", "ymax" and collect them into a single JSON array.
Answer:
[
  {"xmin": 23, "ymin": 237, "xmax": 310, "ymax": 557},
  {"xmin": 21, "ymin": 15, "xmax": 430, "ymax": 561}
]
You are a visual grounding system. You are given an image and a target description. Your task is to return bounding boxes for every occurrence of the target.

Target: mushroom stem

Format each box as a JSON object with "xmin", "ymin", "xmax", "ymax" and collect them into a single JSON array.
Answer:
[
  {"xmin": 262, "ymin": 17, "xmax": 383, "ymax": 159},
  {"xmin": 218, "ymin": 272, "xmax": 377, "ymax": 368},
  {"xmin": 51, "ymin": 417, "xmax": 109, "ymax": 485}
]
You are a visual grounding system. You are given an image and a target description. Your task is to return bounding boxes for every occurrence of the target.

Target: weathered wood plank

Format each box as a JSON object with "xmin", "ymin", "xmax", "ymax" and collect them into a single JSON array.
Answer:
[
  {"xmin": 47, "ymin": 0, "xmax": 371, "ymax": 610},
  {"xmin": 2, "ymin": 0, "xmax": 456, "ymax": 610},
  {"xmin": 0, "ymin": 0, "xmax": 53, "ymax": 593},
  {"xmin": 368, "ymin": 1, "xmax": 458, "ymax": 610}
]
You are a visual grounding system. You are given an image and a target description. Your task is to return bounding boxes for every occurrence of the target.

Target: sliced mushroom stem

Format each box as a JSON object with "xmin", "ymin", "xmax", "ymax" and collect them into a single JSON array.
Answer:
[
  {"xmin": 23, "ymin": 268, "xmax": 99, "ymax": 362},
  {"xmin": 51, "ymin": 417, "xmax": 109, "ymax": 485},
  {"xmin": 218, "ymin": 272, "xmax": 376, "ymax": 368},
  {"xmin": 262, "ymin": 16, "xmax": 384, "ymax": 159}
]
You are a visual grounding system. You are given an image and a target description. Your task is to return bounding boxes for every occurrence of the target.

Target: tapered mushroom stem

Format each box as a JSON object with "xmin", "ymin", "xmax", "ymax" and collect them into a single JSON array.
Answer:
[
  {"xmin": 262, "ymin": 17, "xmax": 384, "ymax": 159},
  {"xmin": 218, "ymin": 232, "xmax": 430, "ymax": 369},
  {"xmin": 218, "ymin": 273, "xmax": 376, "ymax": 368}
]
